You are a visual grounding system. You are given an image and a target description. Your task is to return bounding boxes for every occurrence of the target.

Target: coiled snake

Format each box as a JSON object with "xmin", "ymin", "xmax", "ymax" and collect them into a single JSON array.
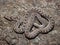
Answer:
[
  {"xmin": 13, "ymin": 8, "xmax": 55, "ymax": 39},
  {"xmin": 4, "ymin": 7, "xmax": 55, "ymax": 39}
]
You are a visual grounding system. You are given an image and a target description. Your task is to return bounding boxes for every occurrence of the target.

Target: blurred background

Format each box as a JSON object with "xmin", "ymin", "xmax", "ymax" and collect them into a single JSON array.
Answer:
[{"xmin": 0, "ymin": 0, "xmax": 60, "ymax": 45}]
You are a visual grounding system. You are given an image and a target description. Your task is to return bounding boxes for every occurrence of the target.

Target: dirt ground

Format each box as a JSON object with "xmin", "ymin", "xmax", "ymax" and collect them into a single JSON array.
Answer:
[{"xmin": 0, "ymin": 0, "xmax": 60, "ymax": 45}]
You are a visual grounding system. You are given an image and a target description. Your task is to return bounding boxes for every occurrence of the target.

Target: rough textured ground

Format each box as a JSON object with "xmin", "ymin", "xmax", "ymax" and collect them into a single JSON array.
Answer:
[{"xmin": 0, "ymin": 0, "xmax": 60, "ymax": 45}]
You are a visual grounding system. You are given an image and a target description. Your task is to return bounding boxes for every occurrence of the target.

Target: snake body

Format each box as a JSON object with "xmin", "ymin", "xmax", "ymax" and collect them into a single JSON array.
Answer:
[
  {"xmin": 4, "ymin": 7, "xmax": 55, "ymax": 39},
  {"xmin": 24, "ymin": 8, "xmax": 55, "ymax": 39}
]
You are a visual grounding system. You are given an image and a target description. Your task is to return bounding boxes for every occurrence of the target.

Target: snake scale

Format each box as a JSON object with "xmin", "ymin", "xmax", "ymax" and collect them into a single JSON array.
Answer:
[
  {"xmin": 4, "ymin": 7, "xmax": 55, "ymax": 39},
  {"xmin": 3, "ymin": 8, "xmax": 55, "ymax": 45}
]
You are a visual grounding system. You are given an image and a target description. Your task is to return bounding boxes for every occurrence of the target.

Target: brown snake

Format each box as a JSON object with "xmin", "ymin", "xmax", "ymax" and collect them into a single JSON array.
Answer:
[
  {"xmin": 13, "ymin": 8, "xmax": 55, "ymax": 39},
  {"xmin": 4, "ymin": 8, "xmax": 55, "ymax": 39}
]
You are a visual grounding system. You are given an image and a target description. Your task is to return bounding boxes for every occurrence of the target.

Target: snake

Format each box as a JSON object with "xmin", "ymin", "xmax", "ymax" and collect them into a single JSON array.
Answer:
[
  {"xmin": 24, "ymin": 8, "xmax": 55, "ymax": 39},
  {"xmin": 4, "ymin": 7, "xmax": 55, "ymax": 39}
]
